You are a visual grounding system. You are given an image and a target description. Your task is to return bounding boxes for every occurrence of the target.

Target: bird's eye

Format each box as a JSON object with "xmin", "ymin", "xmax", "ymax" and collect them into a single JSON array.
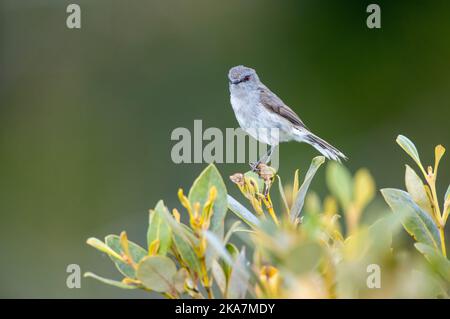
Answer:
[{"xmin": 243, "ymin": 75, "xmax": 251, "ymax": 82}]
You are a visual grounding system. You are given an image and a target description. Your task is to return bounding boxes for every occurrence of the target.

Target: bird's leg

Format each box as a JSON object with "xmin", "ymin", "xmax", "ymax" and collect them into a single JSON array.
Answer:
[
  {"xmin": 249, "ymin": 145, "xmax": 274, "ymax": 172},
  {"xmin": 249, "ymin": 161, "xmax": 261, "ymax": 172},
  {"xmin": 263, "ymin": 145, "xmax": 275, "ymax": 164}
]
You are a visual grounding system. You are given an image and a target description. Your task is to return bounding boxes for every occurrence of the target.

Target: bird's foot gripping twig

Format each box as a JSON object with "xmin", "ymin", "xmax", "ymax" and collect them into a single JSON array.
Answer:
[
  {"xmin": 249, "ymin": 161, "xmax": 261, "ymax": 173},
  {"xmin": 250, "ymin": 146, "xmax": 275, "ymax": 173}
]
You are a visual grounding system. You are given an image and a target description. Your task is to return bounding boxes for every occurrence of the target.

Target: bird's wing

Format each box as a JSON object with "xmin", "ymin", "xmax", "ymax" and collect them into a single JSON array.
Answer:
[{"xmin": 258, "ymin": 85, "xmax": 309, "ymax": 130}]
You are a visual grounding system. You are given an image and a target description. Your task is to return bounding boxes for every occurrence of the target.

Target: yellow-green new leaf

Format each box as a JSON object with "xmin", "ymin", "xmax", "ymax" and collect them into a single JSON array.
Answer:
[
  {"xmin": 354, "ymin": 168, "xmax": 375, "ymax": 210},
  {"xmin": 445, "ymin": 185, "xmax": 450, "ymax": 204},
  {"xmin": 136, "ymin": 256, "xmax": 177, "ymax": 293},
  {"xmin": 147, "ymin": 200, "xmax": 172, "ymax": 256},
  {"xmin": 119, "ymin": 231, "xmax": 133, "ymax": 263},
  {"xmin": 405, "ymin": 165, "xmax": 433, "ymax": 216},
  {"xmin": 434, "ymin": 145, "xmax": 445, "ymax": 174},
  {"xmin": 292, "ymin": 169, "xmax": 300, "ymax": 200},
  {"xmin": 84, "ymin": 272, "xmax": 138, "ymax": 289},
  {"xmin": 148, "ymin": 239, "xmax": 160, "ymax": 256},
  {"xmin": 105, "ymin": 235, "xmax": 147, "ymax": 278},
  {"xmin": 290, "ymin": 156, "xmax": 325, "ymax": 223},
  {"xmin": 326, "ymin": 161, "xmax": 352, "ymax": 210},
  {"xmin": 304, "ymin": 192, "xmax": 322, "ymax": 215},
  {"xmin": 86, "ymin": 237, "xmax": 124, "ymax": 261}
]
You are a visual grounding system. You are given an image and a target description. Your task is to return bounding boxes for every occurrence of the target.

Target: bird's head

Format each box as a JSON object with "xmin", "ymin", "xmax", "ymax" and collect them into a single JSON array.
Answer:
[{"xmin": 228, "ymin": 65, "xmax": 259, "ymax": 89}]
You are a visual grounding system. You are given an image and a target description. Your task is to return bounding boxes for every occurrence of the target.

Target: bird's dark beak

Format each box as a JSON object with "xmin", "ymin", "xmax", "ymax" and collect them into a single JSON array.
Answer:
[{"xmin": 230, "ymin": 79, "xmax": 241, "ymax": 85}]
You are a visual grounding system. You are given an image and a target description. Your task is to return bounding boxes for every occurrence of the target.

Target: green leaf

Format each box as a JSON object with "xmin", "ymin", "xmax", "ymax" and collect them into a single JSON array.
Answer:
[
  {"xmin": 227, "ymin": 248, "xmax": 249, "ymax": 299},
  {"xmin": 226, "ymin": 242, "xmax": 240, "ymax": 259},
  {"xmin": 277, "ymin": 176, "xmax": 290, "ymax": 213},
  {"xmin": 157, "ymin": 205, "xmax": 201, "ymax": 274},
  {"xmin": 212, "ymin": 259, "xmax": 227, "ymax": 296},
  {"xmin": 224, "ymin": 220, "xmax": 243, "ymax": 244},
  {"xmin": 105, "ymin": 235, "xmax": 147, "ymax": 278},
  {"xmin": 415, "ymin": 243, "xmax": 450, "ymax": 283},
  {"xmin": 381, "ymin": 188, "xmax": 441, "ymax": 251},
  {"xmin": 405, "ymin": 165, "xmax": 433, "ymax": 215},
  {"xmin": 172, "ymin": 226, "xmax": 202, "ymax": 275},
  {"xmin": 86, "ymin": 237, "xmax": 124, "ymax": 261},
  {"xmin": 84, "ymin": 272, "xmax": 138, "ymax": 289},
  {"xmin": 290, "ymin": 156, "xmax": 325, "ymax": 222},
  {"xmin": 227, "ymin": 195, "xmax": 261, "ymax": 229},
  {"xmin": 189, "ymin": 164, "xmax": 228, "ymax": 234},
  {"xmin": 147, "ymin": 200, "xmax": 172, "ymax": 256},
  {"xmin": 326, "ymin": 161, "xmax": 353, "ymax": 210},
  {"xmin": 222, "ymin": 243, "xmax": 239, "ymax": 279},
  {"xmin": 444, "ymin": 185, "xmax": 450, "ymax": 223},
  {"xmin": 396, "ymin": 135, "xmax": 425, "ymax": 173},
  {"xmin": 367, "ymin": 214, "xmax": 403, "ymax": 258},
  {"xmin": 136, "ymin": 256, "xmax": 177, "ymax": 293},
  {"xmin": 173, "ymin": 268, "xmax": 189, "ymax": 293},
  {"xmin": 293, "ymin": 169, "xmax": 300, "ymax": 200},
  {"xmin": 204, "ymin": 230, "xmax": 234, "ymax": 266},
  {"xmin": 160, "ymin": 203, "xmax": 198, "ymax": 244}
]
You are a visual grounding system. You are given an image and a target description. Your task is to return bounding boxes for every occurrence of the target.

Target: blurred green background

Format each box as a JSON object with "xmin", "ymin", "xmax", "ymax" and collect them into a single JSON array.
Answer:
[{"xmin": 0, "ymin": 0, "xmax": 449, "ymax": 298}]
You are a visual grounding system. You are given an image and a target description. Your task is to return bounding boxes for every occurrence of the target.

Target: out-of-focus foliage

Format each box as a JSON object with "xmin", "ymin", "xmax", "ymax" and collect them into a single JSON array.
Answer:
[
  {"xmin": 85, "ymin": 137, "xmax": 449, "ymax": 298},
  {"xmin": 382, "ymin": 135, "xmax": 449, "ymax": 287}
]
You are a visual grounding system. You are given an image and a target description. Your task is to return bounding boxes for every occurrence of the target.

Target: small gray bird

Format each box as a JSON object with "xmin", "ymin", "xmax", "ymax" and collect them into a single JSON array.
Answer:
[{"xmin": 228, "ymin": 65, "xmax": 347, "ymax": 168}]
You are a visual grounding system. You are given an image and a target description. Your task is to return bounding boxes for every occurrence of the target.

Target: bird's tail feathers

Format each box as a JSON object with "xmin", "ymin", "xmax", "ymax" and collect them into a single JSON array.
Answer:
[{"xmin": 304, "ymin": 133, "xmax": 347, "ymax": 162}]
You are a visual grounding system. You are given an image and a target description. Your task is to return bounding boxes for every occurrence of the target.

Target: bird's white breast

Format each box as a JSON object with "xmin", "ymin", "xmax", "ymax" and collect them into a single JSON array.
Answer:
[{"xmin": 230, "ymin": 87, "xmax": 293, "ymax": 145}]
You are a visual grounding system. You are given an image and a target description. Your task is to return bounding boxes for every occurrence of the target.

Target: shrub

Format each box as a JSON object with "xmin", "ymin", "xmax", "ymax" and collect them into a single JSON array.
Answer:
[{"xmin": 85, "ymin": 135, "xmax": 449, "ymax": 298}]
